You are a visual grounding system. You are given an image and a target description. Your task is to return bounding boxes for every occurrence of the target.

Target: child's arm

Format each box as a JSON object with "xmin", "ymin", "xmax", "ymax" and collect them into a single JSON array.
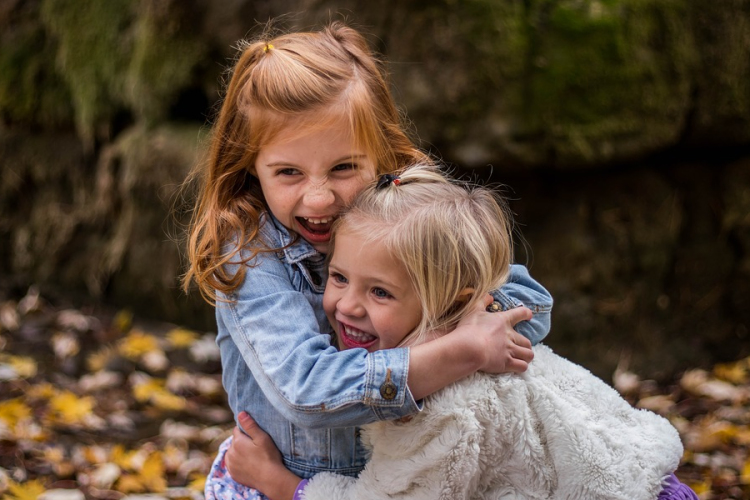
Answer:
[
  {"xmin": 219, "ymin": 245, "xmax": 535, "ymax": 429},
  {"xmin": 224, "ymin": 413, "xmax": 302, "ymax": 500},
  {"xmin": 492, "ymin": 264, "xmax": 553, "ymax": 345},
  {"xmin": 227, "ymin": 397, "xmax": 490, "ymax": 500}
]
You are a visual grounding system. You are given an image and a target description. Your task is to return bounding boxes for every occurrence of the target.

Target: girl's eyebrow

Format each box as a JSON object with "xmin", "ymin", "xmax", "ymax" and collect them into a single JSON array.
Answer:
[{"xmin": 263, "ymin": 154, "xmax": 369, "ymax": 168}]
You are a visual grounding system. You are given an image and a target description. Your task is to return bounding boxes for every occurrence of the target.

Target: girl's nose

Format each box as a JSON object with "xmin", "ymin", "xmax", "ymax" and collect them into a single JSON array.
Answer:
[
  {"xmin": 337, "ymin": 291, "xmax": 365, "ymax": 318},
  {"xmin": 303, "ymin": 182, "xmax": 335, "ymax": 210}
]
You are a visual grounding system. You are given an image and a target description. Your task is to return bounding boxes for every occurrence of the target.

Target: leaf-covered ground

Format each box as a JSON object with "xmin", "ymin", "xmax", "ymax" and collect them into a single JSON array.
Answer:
[{"xmin": 0, "ymin": 287, "xmax": 747, "ymax": 500}]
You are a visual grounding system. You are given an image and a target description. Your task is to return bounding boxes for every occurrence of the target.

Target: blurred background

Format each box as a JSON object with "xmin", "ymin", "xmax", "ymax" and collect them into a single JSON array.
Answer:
[
  {"xmin": 2, "ymin": 0, "xmax": 750, "ymax": 380},
  {"xmin": 2, "ymin": 1, "xmax": 750, "ymax": 499}
]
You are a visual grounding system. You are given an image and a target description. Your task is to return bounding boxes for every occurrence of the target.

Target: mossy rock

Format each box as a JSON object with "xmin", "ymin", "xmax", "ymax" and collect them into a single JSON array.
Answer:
[{"xmin": 0, "ymin": 1, "xmax": 74, "ymax": 127}]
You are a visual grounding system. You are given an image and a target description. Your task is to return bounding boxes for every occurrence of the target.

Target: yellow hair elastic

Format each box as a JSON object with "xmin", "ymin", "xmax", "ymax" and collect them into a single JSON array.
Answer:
[{"xmin": 263, "ymin": 43, "xmax": 274, "ymax": 53}]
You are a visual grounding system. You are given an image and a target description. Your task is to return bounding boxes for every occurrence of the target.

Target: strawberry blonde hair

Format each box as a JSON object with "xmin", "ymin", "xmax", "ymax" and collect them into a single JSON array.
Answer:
[
  {"xmin": 332, "ymin": 164, "xmax": 514, "ymax": 346},
  {"xmin": 183, "ymin": 22, "xmax": 430, "ymax": 303}
]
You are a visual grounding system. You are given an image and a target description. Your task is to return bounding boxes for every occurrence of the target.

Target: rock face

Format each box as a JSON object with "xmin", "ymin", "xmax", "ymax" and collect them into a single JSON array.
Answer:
[{"xmin": 1, "ymin": 0, "xmax": 749, "ymax": 377}]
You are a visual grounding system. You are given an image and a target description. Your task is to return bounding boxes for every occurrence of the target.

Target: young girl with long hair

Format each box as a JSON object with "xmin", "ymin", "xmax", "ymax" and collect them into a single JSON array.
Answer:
[
  {"xmin": 182, "ymin": 22, "xmax": 553, "ymax": 500},
  {"xmin": 228, "ymin": 164, "xmax": 698, "ymax": 500}
]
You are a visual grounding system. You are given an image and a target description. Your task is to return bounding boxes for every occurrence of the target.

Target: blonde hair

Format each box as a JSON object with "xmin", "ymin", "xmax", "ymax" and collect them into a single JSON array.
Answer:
[
  {"xmin": 333, "ymin": 164, "xmax": 514, "ymax": 346},
  {"xmin": 183, "ymin": 22, "xmax": 430, "ymax": 302}
]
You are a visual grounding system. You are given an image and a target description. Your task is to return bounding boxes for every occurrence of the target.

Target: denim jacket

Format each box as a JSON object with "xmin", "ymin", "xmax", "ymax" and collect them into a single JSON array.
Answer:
[{"xmin": 215, "ymin": 213, "xmax": 553, "ymax": 478}]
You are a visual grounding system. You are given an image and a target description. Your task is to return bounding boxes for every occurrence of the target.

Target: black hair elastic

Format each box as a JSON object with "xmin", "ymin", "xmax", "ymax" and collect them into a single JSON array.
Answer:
[{"xmin": 376, "ymin": 173, "xmax": 401, "ymax": 189}]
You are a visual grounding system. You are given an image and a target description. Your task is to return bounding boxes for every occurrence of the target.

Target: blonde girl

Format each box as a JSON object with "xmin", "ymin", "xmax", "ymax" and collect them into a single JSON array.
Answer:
[
  {"xmin": 229, "ymin": 165, "xmax": 697, "ymax": 500},
  {"xmin": 183, "ymin": 23, "xmax": 552, "ymax": 500}
]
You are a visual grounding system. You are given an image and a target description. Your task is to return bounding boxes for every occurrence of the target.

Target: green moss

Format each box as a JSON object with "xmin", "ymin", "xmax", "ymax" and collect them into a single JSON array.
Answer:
[
  {"xmin": 0, "ymin": 21, "xmax": 73, "ymax": 126},
  {"xmin": 40, "ymin": 0, "xmax": 134, "ymax": 143},
  {"xmin": 126, "ymin": 4, "xmax": 207, "ymax": 124},
  {"xmin": 40, "ymin": 0, "xmax": 207, "ymax": 139},
  {"xmin": 0, "ymin": 3, "xmax": 75, "ymax": 127},
  {"xmin": 425, "ymin": 0, "xmax": 697, "ymax": 164}
]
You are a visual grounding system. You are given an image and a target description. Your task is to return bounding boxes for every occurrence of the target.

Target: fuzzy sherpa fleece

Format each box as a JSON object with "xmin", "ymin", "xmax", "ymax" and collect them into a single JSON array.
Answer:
[{"xmin": 301, "ymin": 344, "xmax": 683, "ymax": 500}]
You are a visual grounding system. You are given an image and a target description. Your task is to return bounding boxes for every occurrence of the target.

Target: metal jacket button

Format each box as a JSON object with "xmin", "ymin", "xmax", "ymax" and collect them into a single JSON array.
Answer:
[
  {"xmin": 486, "ymin": 301, "xmax": 502, "ymax": 312},
  {"xmin": 379, "ymin": 368, "xmax": 397, "ymax": 400}
]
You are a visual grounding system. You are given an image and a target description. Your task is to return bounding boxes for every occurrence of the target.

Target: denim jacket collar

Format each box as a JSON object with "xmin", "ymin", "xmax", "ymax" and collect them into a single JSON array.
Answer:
[{"xmin": 264, "ymin": 212, "xmax": 325, "ymax": 264}]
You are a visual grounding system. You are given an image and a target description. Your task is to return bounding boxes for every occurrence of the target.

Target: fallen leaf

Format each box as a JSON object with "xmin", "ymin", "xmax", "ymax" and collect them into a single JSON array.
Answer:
[
  {"xmin": 0, "ymin": 398, "xmax": 32, "ymax": 431},
  {"xmin": 189, "ymin": 334, "xmax": 220, "ymax": 364},
  {"xmin": 636, "ymin": 394, "xmax": 675, "ymax": 414},
  {"xmin": 0, "ymin": 301, "xmax": 20, "ymax": 331},
  {"xmin": 38, "ymin": 488, "xmax": 85, "ymax": 500},
  {"xmin": 166, "ymin": 328, "xmax": 200, "ymax": 349},
  {"xmin": 78, "ymin": 370, "xmax": 123, "ymax": 392},
  {"xmin": 90, "ymin": 462, "xmax": 121, "ymax": 489},
  {"xmin": 113, "ymin": 310, "xmax": 134, "ymax": 334},
  {"xmin": 48, "ymin": 391, "xmax": 95, "ymax": 425},
  {"xmin": 6, "ymin": 479, "xmax": 47, "ymax": 500},
  {"xmin": 0, "ymin": 353, "xmax": 38, "ymax": 380},
  {"xmin": 51, "ymin": 332, "xmax": 80, "ymax": 360},
  {"xmin": 119, "ymin": 330, "xmax": 162, "ymax": 362}
]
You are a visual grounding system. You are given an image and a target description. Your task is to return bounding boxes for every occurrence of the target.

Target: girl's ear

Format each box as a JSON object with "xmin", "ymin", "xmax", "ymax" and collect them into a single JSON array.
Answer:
[{"xmin": 454, "ymin": 287, "xmax": 475, "ymax": 304}]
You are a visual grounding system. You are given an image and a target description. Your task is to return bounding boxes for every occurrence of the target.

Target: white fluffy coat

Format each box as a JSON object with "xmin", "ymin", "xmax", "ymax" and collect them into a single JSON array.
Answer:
[{"xmin": 301, "ymin": 345, "xmax": 683, "ymax": 500}]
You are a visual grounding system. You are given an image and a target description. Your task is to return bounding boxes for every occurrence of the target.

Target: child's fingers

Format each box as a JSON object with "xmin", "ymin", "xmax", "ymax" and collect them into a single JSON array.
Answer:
[
  {"xmin": 512, "ymin": 331, "xmax": 532, "ymax": 350},
  {"xmin": 506, "ymin": 306, "xmax": 533, "ymax": 325},
  {"xmin": 237, "ymin": 411, "xmax": 266, "ymax": 441},
  {"xmin": 504, "ymin": 356, "xmax": 531, "ymax": 373}
]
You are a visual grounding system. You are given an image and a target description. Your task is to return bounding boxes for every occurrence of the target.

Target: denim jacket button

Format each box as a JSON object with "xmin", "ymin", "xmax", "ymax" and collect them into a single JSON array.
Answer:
[
  {"xmin": 380, "ymin": 381, "xmax": 397, "ymax": 400},
  {"xmin": 379, "ymin": 368, "xmax": 397, "ymax": 400}
]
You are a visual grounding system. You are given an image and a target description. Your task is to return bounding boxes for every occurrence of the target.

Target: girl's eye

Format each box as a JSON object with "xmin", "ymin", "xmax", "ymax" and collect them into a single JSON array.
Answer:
[
  {"xmin": 276, "ymin": 168, "xmax": 299, "ymax": 176},
  {"xmin": 372, "ymin": 287, "xmax": 392, "ymax": 299},
  {"xmin": 330, "ymin": 272, "xmax": 348, "ymax": 284},
  {"xmin": 332, "ymin": 163, "xmax": 357, "ymax": 172}
]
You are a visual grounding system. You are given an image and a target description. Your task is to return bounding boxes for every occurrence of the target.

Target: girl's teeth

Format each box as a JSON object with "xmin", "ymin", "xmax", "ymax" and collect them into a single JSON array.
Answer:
[
  {"xmin": 304, "ymin": 217, "xmax": 332, "ymax": 225},
  {"xmin": 344, "ymin": 325, "xmax": 376, "ymax": 343}
]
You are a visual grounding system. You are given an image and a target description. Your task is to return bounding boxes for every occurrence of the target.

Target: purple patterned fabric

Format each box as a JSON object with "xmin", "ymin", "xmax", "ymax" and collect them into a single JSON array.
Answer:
[
  {"xmin": 205, "ymin": 436, "xmax": 270, "ymax": 500},
  {"xmin": 658, "ymin": 473, "xmax": 699, "ymax": 500},
  {"xmin": 292, "ymin": 479, "xmax": 310, "ymax": 500}
]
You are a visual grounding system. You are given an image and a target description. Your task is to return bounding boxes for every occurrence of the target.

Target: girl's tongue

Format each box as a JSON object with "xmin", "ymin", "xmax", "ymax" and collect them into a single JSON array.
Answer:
[
  {"xmin": 296, "ymin": 217, "xmax": 334, "ymax": 245},
  {"xmin": 339, "ymin": 323, "xmax": 377, "ymax": 350}
]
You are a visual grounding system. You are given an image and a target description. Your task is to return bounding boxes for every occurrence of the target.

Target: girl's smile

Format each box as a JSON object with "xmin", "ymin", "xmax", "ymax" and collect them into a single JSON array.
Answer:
[
  {"xmin": 323, "ymin": 228, "xmax": 423, "ymax": 352},
  {"xmin": 252, "ymin": 116, "xmax": 377, "ymax": 254}
]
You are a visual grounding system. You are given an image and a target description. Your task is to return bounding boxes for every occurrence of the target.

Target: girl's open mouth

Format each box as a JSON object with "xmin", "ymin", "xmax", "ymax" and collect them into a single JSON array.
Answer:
[
  {"xmin": 296, "ymin": 216, "xmax": 335, "ymax": 244},
  {"xmin": 338, "ymin": 322, "xmax": 378, "ymax": 350}
]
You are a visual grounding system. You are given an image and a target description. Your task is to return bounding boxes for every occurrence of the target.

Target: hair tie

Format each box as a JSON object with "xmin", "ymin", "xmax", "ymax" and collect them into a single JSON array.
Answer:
[
  {"xmin": 263, "ymin": 43, "xmax": 274, "ymax": 53},
  {"xmin": 376, "ymin": 174, "xmax": 401, "ymax": 189}
]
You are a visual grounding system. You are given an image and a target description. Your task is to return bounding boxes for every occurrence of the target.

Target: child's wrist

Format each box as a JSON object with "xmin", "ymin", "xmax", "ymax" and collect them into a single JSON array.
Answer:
[
  {"xmin": 266, "ymin": 468, "xmax": 303, "ymax": 500},
  {"xmin": 441, "ymin": 325, "xmax": 486, "ymax": 372}
]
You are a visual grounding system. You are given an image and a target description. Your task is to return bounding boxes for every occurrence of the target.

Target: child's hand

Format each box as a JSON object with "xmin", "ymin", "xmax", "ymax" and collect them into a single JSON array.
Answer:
[
  {"xmin": 459, "ymin": 296, "xmax": 534, "ymax": 374},
  {"xmin": 225, "ymin": 412, "xmax": 302, "ymax": 500}
]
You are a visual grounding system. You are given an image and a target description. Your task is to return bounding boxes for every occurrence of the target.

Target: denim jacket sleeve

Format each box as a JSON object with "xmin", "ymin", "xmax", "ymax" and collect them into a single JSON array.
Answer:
[
  {"xmin": 217, "ymin": 247, "xmax": 420, "ymax": 429},
  {"xmin": 491, "ymin": 264, "xmax": 553, "ymax": 345}
]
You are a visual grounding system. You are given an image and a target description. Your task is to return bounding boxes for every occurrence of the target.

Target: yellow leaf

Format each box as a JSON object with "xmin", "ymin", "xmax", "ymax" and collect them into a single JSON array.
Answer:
[
  {"xmin": 741, "ymin": 457, "xmax": 750, "ymax": 484},
  {"xmin": 113, "ymin": 309, "xmax": 134, "ymax": 333},
  {"xmin": 151, "ymin": 390, "xmax": 186, "ymax": 412},
  {"xmin": 49, "ymin": 391, "xmax": 94, "ymax": 425},
  {"xmin": 132, "ymin": 377, "xmax": 165, "ymax": 403},
  {"xmin": 26, "ymin": 382, "xmax": 56, "ymax": 401},
  {"xmin": 0, "ymin": 398, "xmax": 32, "ymax": 429},
  {"xmin": 688, "ymin": 477, "xmax": 712, "ymax": 495},
  {"xmin": 116, "ymin": 474, "xmax": 146, "ymax": 494},
  {"xmin": 166, "ymin": 328, "xmax": 199, "ymax": 349},
  {"xmin": 119, "ymin": 330, "xmax": 161, "ymax": 361},
  {"xmin": 109, "ymin": 444, "xmax": 132, "ymax": 469},
  {"xmin": 713, "ymin": 360, "xmax": 749, "ymax": 384},
  {"xmin": 131, "ymin": 376, "xmax": 186, "ymax": 411},
  {"xmin": 0, "ymin": 353, "xmax": 37, "ymax": 379},
  {"xmin": 188, "ymin": 475, "xmax": 206, "ymax": 492},
  {"xmin": 6, "ymin": 479, "xmax": 46, "ymax": 500},
  {"xmin": 139, "ymin": 451, "xmax": 167, "ymax": 492},
  {"xmin": 87, "ymin": 346, "xmax": 117, "ymax": 372}
]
